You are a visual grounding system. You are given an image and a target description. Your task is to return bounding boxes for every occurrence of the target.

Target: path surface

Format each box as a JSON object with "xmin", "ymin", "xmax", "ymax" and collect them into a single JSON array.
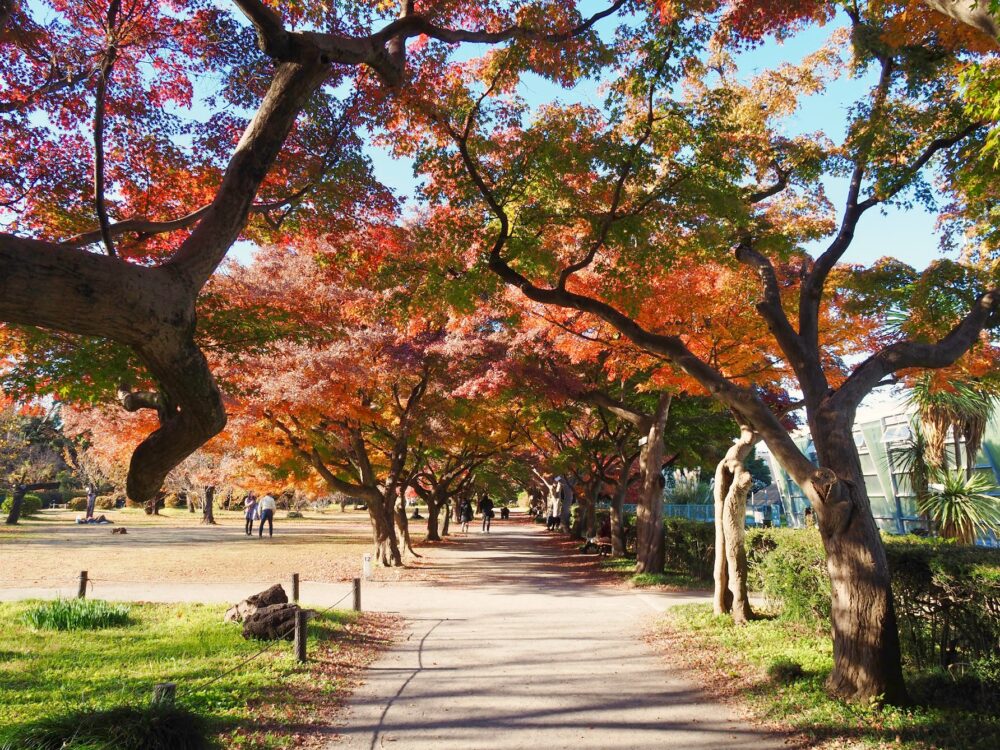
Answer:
[{"xmin": 333, "ymin": 519, "xmax": 782, "ymax": 750}]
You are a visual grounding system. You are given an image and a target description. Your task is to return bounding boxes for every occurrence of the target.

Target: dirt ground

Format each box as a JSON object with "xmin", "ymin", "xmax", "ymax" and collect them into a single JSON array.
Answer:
[{"xmin": 0, "ymin": 507, "xmax": 417, "ymax": 587}]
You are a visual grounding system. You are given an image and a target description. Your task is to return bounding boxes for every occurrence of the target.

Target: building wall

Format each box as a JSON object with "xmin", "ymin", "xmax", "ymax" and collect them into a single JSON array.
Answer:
[{"xmin": 757, "ymin": 401, "xmax": 1000, "ymax": 546}]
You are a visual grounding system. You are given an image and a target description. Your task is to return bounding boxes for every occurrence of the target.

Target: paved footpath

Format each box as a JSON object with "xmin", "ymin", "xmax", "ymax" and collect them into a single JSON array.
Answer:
[{"xmin": 332, "ymin": 519, "xmax": 782, "ymax": 750}]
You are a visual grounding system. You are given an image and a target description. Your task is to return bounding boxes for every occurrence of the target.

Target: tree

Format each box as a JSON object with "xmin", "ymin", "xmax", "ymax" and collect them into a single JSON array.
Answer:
[
  {"xmin": 0, "ymin": 0, "xmax": 626, "ymax": 505},
  {"xmin": 410, "ymin": 3, "xmax": 999, "ymax": 702}
]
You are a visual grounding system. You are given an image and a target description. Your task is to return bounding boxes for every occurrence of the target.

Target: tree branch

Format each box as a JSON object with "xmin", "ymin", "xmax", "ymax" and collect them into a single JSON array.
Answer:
[{"xmin": 833, "ymin": 289, "xmax": 1000, "ymax": 411}]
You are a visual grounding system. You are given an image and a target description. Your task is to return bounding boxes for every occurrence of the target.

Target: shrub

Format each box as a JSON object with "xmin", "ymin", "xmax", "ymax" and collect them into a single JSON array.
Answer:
[
  {"xmin": 36, "ymin": 489, "xmax": 62, "ymax": 507},
  {"xmin": 163, "ymin": 493, "xmax": 186, "ymax": 509},
  {"xmin": 745, "ymin": 529, "xmax": 1000, "ymax": 673},
  {"xmin": 0, "ymin": 493, "xmax": 42, "ymax": 518},
  {"xmin": 745, "ymin": 528, "xmax": 830, "ymax": 624},
  {"xmin": 663, "ymin": 517, "xmax": 715, "ymax": 580},
  {"xmin": 95, "ymin": 495, "xmax": 116, "ymax": 510},
  {"xmin": 0, "ymin": 704, "xmax": 210, "ymax": 750},
  {"xmin": 886, "ymin": 539, "xmax": 1000, "ymax": 670},
  {"xmin": 23, "ymin": 599, "xmax": 132, "ymax": 631},
  {"xmin": 68, "ymin": 497, "xmax": 88, "ymax": 512}
]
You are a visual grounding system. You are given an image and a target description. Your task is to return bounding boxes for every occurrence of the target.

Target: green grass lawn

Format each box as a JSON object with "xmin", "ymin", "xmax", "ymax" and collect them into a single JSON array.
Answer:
[
  {"xmin": 663, "ymin": 604, "xmax": 1000, "ymax": 750},
  {"xmin": 0, "ymin": 600, "xmax": 360, "ymax": 748}
]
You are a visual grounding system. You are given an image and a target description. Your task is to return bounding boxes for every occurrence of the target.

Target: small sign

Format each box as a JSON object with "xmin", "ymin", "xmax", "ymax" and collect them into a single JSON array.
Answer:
[{"xmin": 638, "ymin": 436, "xmax": 649, "ymax": 447}]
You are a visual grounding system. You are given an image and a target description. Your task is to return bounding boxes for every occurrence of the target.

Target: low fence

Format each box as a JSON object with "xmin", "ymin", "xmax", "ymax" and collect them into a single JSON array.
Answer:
[{"xmin": 0, "ymin": 570, "xmax": 363, "ymax": 708}]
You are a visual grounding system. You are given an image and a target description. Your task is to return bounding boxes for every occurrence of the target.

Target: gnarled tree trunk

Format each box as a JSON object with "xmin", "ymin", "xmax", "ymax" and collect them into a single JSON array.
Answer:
[
  {"xmin": 635, "ymin": 393, "xmax": 671, "ymax": 575},
  {"xmin": 394, "ymin": 493, "xmax": 420, "ymax": 557},
  {"xmin": 712, "ymin": 424, "xmax": 756, "ymax": 624},
  {"xmin": 370, "ymin": 493, "xmax": 402, "ymax": 567},
  {"xmin": 441, "ymin": 499, "xmax": 451, "ymax": 536},
  {"xmin": 808, "ymin": 413, "xmax": 908, "ymax": 704},
  {"xmin": 4, "ymin": 485, "xmax": 26, "ymax": 525},
  {"xmin": 201, "ymin": 484, "xmax": 216, "ymax": 525}
]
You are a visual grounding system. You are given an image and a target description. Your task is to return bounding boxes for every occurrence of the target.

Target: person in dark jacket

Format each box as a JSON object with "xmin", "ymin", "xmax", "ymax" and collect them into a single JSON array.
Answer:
[
  {"xmin": 478, "ymin": 493, "xmax": 495, "ymax": 533},
  {"xmin": 459, "ymin": 497, "xmax": 474, "ymax": 534}
]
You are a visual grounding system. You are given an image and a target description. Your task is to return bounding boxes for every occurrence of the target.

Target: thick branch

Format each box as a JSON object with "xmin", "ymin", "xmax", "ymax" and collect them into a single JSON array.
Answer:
[
  {"xmin": 833, "ymin": 290, "xmax": 1000, "ymax": 411},
  {"xmin": 923, "ymin": 1, "xmax": 999, "ymax": 39},
  {"xmin": 165, "ymin": 61, "xmax": 329, "ymax": 291}
]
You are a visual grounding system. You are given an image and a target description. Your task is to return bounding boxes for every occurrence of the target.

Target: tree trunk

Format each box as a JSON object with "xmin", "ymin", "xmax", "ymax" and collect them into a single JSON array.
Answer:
[
  {"xmin": 394, "ymin": 494, "xmax": 421, "ymax": 557},
  {"xmin": 369, "ymin": 494, "xmax": 402, "ymax": 567},
  {"xmin": 201, "ymin": 485, "xmax": 216, "ymax": 525},
  {"xmin": 4, "ymin": 485, "xmax": 26, "ymax": 525},
  {"xmin": 635, "ymin": 394, "xmax": 670, "ymax": 575},
  {"xmin": 425, "ymin": 495, "xmax": 442, "ymax": 542},
  {"xmin": 571, "ymin": 483, "xmax": 588, "ymax": 540},
  {"xmin": 713, "ymin": 425, "xmax": 756, "ymax": 624},
  {"xmin": 610, "ymin": 470, "xmax": 628, "ymax": 556},
  {"xmin": 809, "ymin": 413, "xmax": 908, "ymax": 704},
  {"xmin": 441, "ymin": 500, "xmax": 451, "ymax": 536},
  {"xmin": 186, "ymin": 491, "xmax": 195, "ymax": 513}
]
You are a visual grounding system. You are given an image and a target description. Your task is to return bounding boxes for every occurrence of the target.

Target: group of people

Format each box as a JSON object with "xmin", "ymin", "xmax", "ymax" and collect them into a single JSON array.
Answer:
[
  {"xmin": 242, "ymin": 492, "xmax": 277, "ymax": 538},
  {"xmin": 457, "ymin": 493, "xmax": 508, "ymax": 533}
]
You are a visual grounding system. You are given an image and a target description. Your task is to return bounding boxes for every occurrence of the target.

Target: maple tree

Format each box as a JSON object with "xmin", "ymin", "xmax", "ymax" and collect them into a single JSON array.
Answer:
[
  {"xmin": 401, "ymin": 1, "xmax": 1000, "ymax": 702},
  {"xmin": 0, "ymin": 0, "xmax": 628, "ymax": 506}
]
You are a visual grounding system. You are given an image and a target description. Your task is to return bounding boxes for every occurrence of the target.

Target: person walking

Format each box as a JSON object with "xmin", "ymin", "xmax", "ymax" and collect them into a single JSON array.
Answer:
[
  {"xmin": 460, "ymin": 497, "xmax": 474, "ymax": 534},
  {"xmin": 557, "ymin": 476, "xmax": 573, "ymax": 532},
  {"xmin": 258, "ymin": 492, "xmax": 276, "ymax": 538},
  {"xmin": 243, "ymin": 492, "xmax": 257, "ymax": 536},
  {"xmin": 479, "ymin": 493, "xmax": 495, "ymax": 533}
]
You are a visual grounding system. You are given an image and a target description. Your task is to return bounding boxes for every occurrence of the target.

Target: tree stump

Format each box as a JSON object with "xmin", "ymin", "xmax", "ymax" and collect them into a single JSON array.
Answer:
[
  {"xmin": 242, "ymin": 603, "xmax": 307, "ymax": 641},
  {"xmin": 224, "ymin": 583, "xmax": 288, "ymax": 623}
]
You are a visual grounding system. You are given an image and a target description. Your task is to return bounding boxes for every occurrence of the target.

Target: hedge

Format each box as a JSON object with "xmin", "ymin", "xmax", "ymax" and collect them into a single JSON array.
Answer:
[
  {"xmin": 745, "ymin": 528, "xmax": 1000, "ymax": 673},
  {"xmin": 1, "ymin": 493, "xmax": 43, "ymax": 518},
  {"xmin": 663, "ymin": 517, "xmax": 715, "ymax": 580}
]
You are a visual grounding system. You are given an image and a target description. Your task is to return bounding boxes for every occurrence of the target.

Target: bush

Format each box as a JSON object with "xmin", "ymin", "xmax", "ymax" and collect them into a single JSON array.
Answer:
[
  {"xmin": 887, "ymin": 539, "xmax": 1000, "ymax": 671},
  {"xmin": 1, "ymin": 704, "xmax": 210, "ymax": 750},
  {"xmin": 68, "ymin": 497, "xmax": 88, "ymax": 511},
  {"xmin": 745, "ymin": 528, "xmax": 830, "ymax": 624},
  {"xmin": 23, "ymin": 599, "xmax": 132, "ymax": 631},
  {"xmin": 663, "ymin": 517, "xmax": 715, "ymax": 580},
  {"xmin": 163, "ymin": 493, "xmax": 186, "ymax": 509},
  {"xmin": 95, "ymin": 495, "xmax": 116, "ymax": 510},
  {"xmin": 36, "ymin": 489, "xmax": 62, "ymax": 508},
  {"xmin": 745, "ymin": 529, "xmax": 1000, "ymax": 674},
  {"xmin": 1, "ymin": 493, "xmax": 43, "ymax": 518}
]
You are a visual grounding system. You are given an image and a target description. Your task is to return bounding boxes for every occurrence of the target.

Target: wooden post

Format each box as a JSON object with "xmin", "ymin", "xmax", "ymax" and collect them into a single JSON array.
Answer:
[
  {"xmin": 77, "ymin": 571, "xmax": 88, "ymax": 599},
  {"xmin": 294, "ymin": 610, "xmax": 307, "ymax": 663},
  {"xmin": 353, "ymin": 577, "xmax": 361, "ymax": 612},
  {"xmin": 151, "ymin": 682, "xmax": 176, "ymax": 707},
  {"xmin": 291, "ymin": 573, "xmax": 299, "ymax": 603}
]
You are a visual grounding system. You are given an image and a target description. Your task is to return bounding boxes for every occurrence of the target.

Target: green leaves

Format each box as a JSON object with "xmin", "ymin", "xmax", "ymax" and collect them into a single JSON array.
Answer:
[{"xmin": 918, "ymin": 469, "xmax": 1000, "ymax": 544}]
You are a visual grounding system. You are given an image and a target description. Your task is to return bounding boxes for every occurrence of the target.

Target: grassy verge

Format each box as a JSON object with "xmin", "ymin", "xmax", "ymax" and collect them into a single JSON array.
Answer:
[
  {"xmin": 0, "ymin": 600, "xmax": 398, "ymax": 749},
  {"xmin": 658, "ymin": 603, "xmax": 1000, "ymax": 750},
  {"xmin": 599, "ymin": 555, "xmax": 710, "ymax": 590}
]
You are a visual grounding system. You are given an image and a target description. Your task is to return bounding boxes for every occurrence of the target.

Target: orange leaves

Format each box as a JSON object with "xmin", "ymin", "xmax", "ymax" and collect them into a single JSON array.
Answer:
[{"xmin": 720, "ymin": 0, "xmax": 834, "ymax": 45}]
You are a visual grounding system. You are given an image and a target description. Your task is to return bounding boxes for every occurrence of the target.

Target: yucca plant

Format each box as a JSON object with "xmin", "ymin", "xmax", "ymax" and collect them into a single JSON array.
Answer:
[
  {"xmin": 909, "ymin": 375, "xmax": 1000, "ymax": 476},
  {"xmin": 917, "ymin": 470, "xmax": 1000, "ymax": 544}
]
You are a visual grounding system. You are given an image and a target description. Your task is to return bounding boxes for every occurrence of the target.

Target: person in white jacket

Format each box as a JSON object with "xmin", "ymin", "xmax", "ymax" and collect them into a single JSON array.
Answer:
[{"xmin": 258, "ymin": 493, "xmax": 276, "ymax": 538}]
